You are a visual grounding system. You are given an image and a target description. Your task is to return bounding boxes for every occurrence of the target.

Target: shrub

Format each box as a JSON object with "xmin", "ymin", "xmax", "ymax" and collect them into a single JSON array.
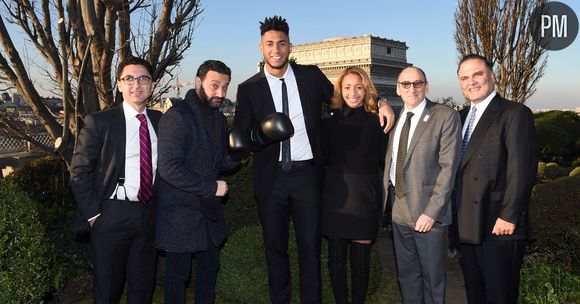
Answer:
[
  {"xmin": 217, "ymin": 225, "xmax": 383, "ymax": 303},
  {"xmin": 569, "ymin": 167, "xmax": 580, "ymax": 177},
  {"xmin": 5, "ymin": 156, "xmax": 90, "ymax": 296},
  {"xmin": 535, "ymin": 110, "xmax": 580, "ymax": 165},
  {"xmin": 537, "ymin": 162, "xmax": 569, "ymax": 184},
  {"xmin": 223, "ymin": 158, "xmax": 260, "ymax": 233},
  {"xmin": 519, "ymin": 257, "xmax": 580, "ymax": 304},
  {"xmin": 0, "ymin": 181, "xmax": 56, "ymax": 302},
  {"xmin": 529, "ymin": 175, "xmax": 580, "ymax": 272}
]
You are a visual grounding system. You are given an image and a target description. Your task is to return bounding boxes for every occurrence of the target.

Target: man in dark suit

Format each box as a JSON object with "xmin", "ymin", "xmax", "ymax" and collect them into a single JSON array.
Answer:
[
  {"xmin": 383, "ymin": 67, "xmax": 462, "ymax": 303},
  {"xmin": 232, "ymin": 16, "xmax": 395, "ymax": 304},
  {"xmin": 155, "ymin": 60, "xmax": 236, "ymax": 304},
  {"xmin": 454, "ymin": 54, "xmax": 538, "ymax": 304},
  {"xmin": 70, "ymin": 57, "xmax": 161, "ymax": 304}
]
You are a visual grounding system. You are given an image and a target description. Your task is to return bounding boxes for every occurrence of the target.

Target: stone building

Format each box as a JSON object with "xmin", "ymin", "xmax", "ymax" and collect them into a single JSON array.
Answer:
[{"xmin": 291, "ymin": 35, "xmax": 411, "ymax": 106}]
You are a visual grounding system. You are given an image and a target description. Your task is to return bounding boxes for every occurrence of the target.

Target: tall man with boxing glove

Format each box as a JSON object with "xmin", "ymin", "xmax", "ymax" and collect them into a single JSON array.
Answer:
[{"xmin": 230, "ymin": 16, "xmax": 395, "ymax": 304}]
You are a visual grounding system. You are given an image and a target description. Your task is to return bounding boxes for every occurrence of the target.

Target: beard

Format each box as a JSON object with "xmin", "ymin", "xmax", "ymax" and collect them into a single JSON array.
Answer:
[{"xmin": 198, "ymin": 85, "xmax": 225, "ymax": 109}]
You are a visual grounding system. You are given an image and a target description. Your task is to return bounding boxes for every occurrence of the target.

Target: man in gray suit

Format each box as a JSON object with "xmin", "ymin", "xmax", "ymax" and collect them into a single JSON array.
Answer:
[{"xmin": 383, "ymin": 67, "xmax": 462, "ymax": 304}]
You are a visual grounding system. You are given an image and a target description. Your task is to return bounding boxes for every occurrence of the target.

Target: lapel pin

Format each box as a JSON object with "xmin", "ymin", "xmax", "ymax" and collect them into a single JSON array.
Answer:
[{"xmin": 423, "ymin": 115, "xmax": 430, "ymax": 122}]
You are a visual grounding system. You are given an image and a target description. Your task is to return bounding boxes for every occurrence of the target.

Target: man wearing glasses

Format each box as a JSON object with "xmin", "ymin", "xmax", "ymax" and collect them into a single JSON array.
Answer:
[
  {"xmin": 71, "ymin": 57, "xmax": 161, "ymax": 303},
  {"xmin": 383, "ymin": 67, "xmax": 461, "ymax": 303}
]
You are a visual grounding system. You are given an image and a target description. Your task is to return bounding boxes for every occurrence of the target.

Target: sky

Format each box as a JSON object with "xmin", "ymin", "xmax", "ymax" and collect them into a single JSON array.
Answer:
[
  {"xmin": 3, "ymin": 0, "xmax": 579, "ymax": 110},
  {"xmin": 174, "ymin": 0, "xmax": 579, "ymax": 110}
]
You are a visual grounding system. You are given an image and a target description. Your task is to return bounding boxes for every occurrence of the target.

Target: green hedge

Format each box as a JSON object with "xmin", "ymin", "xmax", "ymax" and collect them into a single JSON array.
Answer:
[
  {"xmin": 5, "ymin": 156, "xmax": 91, "ymax": 297},
  {"xmin": 537, "ymin": 162, "xmax": 569, "ymax": 184},
  {"xmin": 0, "ymin": 181, "xmax": 57, "ymax": 302},
  {"xmin": 217, "ymin": 225, "xmax": 384, "ymax": 303},
  {"xmin": 529, "ymin": 175, "xmax": 580, "ymax": 272}
]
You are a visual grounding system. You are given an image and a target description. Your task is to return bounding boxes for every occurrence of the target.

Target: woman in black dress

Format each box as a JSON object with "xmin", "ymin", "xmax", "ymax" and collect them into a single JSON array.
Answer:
[{"xmin": 321, "ymin": 66, "xmax": 388, "ymax": 304}]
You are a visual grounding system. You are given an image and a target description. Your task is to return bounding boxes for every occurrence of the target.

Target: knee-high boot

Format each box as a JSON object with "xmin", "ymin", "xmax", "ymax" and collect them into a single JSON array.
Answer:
[
  {"xmin": 328, "ymin": 238, "xmax": 349, "ymax": 304},
  {"xmin": 350, "ymin": 242, "xmax": 371, "ymax": 304}
]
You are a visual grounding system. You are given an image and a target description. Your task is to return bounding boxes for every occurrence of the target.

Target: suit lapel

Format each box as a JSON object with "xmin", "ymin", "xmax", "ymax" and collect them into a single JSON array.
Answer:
[
  {"xmin": 112, "ymin": 105, "xmax": 127, "ymax": 178},
  {"xmin": 405, "ymin": 100, "xmax": 435, "ymax": 164},
  {"xmin": 460, "ymin": 96, "xmax": 501, "ymax": 168},
  {"xmin": 384, "ymin": 113, "xmax": 399, "ymax": 175},
  {"xmin": 146, "ymin": 108, "xmax": 160, "ymax": 133},
  {"xmin": 293, "ymin": 64, "xmax": 313, "ymax": 130},
  {"xmin": 256, "ymin": 72, "xmax": 277, "ymax": 115}
]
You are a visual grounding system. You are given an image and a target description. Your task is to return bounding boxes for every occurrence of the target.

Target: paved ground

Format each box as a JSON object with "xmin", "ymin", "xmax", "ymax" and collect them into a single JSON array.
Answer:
[{"xmin": 376, "ymin": 230, "xmax": 468, "ymax": 303}]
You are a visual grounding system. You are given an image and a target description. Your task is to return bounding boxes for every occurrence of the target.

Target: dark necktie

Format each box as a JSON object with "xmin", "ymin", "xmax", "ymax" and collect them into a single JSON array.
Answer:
[
  {"xmin": 395, "ymin": 112, "xmax": 414, "ymax": 198},
  {"xmin": 280, "ymin": 78, "xmax": 292, "ymax": 172},
  {"xmin": 461, "ymin": 106, "xmax": 477, "ymax": 157},
  {"xmin": 136, "ymin": 114, "xmax": 153, "ymax": 203}
]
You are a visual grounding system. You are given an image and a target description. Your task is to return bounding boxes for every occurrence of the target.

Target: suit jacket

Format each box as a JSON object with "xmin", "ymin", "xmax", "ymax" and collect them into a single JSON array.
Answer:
[
  {"xmin": 383, "ymin": 100, "xmax": 462, "ymax": 226},
  {"xmin": 455, "ymin": 95, "xmax": 538, "ymax": 244},
  {"xmin": 233, "ymin": 63, "xmax": 333, "ymax": 203},
  {"xmin": 155, "ymin": 91, "xmax": 233, "ymax": 252},
  {"xmin": 70, "ymin": 104, "xmax": 162, "ymax": 232}
]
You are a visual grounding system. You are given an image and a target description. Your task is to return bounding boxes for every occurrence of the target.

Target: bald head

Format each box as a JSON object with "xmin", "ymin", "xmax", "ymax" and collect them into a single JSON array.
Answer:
[
  {"xmin": 397, "ymin": 67, "xmax": 429, "ymax": 110},
  {"xmin": 398, "ymin": 67, "xmax": 427, "ymax": 82}
]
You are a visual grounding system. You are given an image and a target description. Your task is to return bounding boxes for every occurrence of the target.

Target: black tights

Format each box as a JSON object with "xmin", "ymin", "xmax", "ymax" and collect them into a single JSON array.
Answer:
[{"xmin": 327, "ymin": 238, "xmax": 372, "ymax": 304}]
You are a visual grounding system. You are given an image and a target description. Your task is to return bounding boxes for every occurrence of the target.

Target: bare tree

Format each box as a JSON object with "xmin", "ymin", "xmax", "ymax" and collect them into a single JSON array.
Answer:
[
  {"xmin": 434, "ymin": 96, "xmax": 468, "ymax": 111},
  {"xmin": 454, "ymin": 0, "xmax": 548, "ymax": 103},
  {"xmin": 0, "ymin": 0, "xmax": 203, "ymax": 166}
]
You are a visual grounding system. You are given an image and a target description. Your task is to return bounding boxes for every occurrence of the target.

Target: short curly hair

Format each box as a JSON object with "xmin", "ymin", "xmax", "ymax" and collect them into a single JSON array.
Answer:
[{"xmin": 259, "ymin": 15, "xmax": 289, "ymax": 36}]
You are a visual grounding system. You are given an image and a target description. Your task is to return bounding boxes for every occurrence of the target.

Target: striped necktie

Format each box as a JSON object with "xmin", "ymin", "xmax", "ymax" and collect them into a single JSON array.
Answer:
[
  {"xmin": 136, "ymin": 114, "xmax": 153, "ymax": 203},
  {"xmin": 461, "ymin": 106, "xmax": 477, "ymax": 156}
]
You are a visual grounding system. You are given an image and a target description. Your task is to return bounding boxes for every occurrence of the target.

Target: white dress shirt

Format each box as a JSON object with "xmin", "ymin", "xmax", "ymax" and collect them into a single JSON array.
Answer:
[
  {"xmin": 389, "ymin": 99, "xmax": 427, "ymax": 186},
  {"xmin": 462, "ymin": 91, "xmax": 496, "ymax": 138},
  {"xmin": 110, "ymin": 101, "xmax": 158, "ymax": 201},
  {"xmin": 264, "ymin": 65, "xmax": 313, "ymax": 161}
]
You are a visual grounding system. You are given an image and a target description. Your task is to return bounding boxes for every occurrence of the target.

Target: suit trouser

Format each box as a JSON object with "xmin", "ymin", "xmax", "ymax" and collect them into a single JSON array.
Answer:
[
  {"xmin": 459, "ymin": 239, "xmax": 525, "ymax": 304},
  {"xmin": 258, "ymin": 164, "xmax": 321, "ymax": 304},
  {"xmin": 163, "ymin": 230, "xmax": 220, "ymax": 304},
  {"xmin": 90, "ymin": 199, "xmax": 157, "ymax": 304},
  {"xmin": 392, "ymin": 222, "xmax": 448, "ymax": 304}
]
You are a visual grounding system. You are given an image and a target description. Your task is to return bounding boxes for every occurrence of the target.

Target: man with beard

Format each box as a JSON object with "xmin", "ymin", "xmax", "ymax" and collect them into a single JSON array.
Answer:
[{"xmin": 155, "ymin": 60, "xmax": 237, "ymax": 304}]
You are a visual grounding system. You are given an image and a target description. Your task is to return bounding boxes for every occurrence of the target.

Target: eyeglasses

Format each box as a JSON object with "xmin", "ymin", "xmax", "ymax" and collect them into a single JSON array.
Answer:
[
  {"xmin": 119, "ymin": 75, "xmax": 152, "ymax": 85},
  {"xmin": 398, "ymin": 80, "xmax": 426, "ymax": 89}
]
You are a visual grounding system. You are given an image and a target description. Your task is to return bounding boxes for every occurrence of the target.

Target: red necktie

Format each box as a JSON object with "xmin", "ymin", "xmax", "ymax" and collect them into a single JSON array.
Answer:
[{"xmin": 136, "ymin": 114, "xmax": 153, "ymax": 203}]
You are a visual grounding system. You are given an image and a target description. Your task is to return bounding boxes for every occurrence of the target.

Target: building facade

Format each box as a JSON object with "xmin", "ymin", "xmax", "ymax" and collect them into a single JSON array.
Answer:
[{"xmin": 291, "ymin": 35, "xmax": 411, "ymax": 106}]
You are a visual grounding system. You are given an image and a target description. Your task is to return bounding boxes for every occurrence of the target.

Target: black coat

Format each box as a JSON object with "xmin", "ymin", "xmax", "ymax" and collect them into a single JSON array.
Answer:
[
  {"xmin": 155, "ymin": 90, "xmax": 232, "ymax": 252},
  {"xmin": 455, "ymin": 95, "xmax": 538, "ymax": 244}
]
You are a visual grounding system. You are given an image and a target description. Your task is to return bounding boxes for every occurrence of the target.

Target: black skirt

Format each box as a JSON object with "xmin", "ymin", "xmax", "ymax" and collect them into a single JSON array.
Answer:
[{"xmin": 321, "ymin": 168, "xmax": 382, "ymax": 240}]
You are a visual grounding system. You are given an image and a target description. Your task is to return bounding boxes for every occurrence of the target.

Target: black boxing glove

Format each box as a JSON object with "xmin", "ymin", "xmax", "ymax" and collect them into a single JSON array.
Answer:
[
  {"xmin": 228, "ymin": 127, "xmax": 251, "ymax": 152},
  {"xmin": 252, "ymin": 112, "xmax": 294, "ymax": 145}
]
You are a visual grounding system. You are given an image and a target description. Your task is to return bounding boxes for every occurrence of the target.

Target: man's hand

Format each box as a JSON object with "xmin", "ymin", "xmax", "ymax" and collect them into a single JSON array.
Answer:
[
  {"xmin": 215, "ymin": 180, "xmax": 228, "ymax": 197},
  {"xmin": 414, "ymin": 214, "xmax": 435, "ymax": 233},
  {"xmin": 492, "ymin": 217, "xmax": 516, "ymax": 235},
  {"xmin": 378, "ymin": 98, "xmax": 395, "ymax": 133}
]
